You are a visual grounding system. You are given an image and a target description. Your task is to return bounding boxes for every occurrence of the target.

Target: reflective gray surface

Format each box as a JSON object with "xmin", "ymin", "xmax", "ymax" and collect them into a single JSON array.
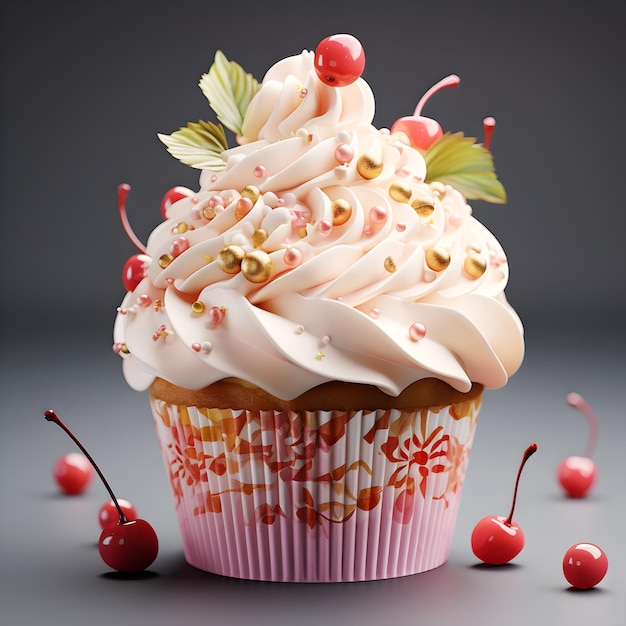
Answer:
[{"xmin": 1, "ymin": 332, "xmax": 624, "ymax": 626}]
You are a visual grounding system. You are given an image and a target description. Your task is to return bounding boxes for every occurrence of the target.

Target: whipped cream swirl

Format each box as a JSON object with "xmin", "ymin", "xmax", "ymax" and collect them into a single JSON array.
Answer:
[{"xmin": 114, "ymin": 50, "xmax": 524, "ymax": 399}]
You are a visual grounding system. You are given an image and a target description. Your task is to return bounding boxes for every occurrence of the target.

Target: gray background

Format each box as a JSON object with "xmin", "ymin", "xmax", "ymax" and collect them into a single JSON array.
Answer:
[{"xmin": 1, "ymin": 0, "xmax": 625, "ymax": 624}]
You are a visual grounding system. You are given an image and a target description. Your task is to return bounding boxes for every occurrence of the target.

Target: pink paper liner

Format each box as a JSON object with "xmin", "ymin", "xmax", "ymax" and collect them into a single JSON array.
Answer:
[{"xmin": 150, "ymin": 396, "xmax": 481, "ymax": 582}]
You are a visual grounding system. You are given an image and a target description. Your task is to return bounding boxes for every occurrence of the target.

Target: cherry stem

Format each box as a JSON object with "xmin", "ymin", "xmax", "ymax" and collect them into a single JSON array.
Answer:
[
  {"xmin": 118, "ymin": 183, "xmax": 148, "ymax": 254},
  {"xmin": 483, "ymin": 117, "xmax": 496, "ymax": 152},
  {"xmin": 413, "ymin": 74, "xmax": 460, "ymax": 116},
  {"xmin": 566, "ymin": 392, "xmax": 599, "ymax": 459},
  {"xmin": 44, "ymin": 409, "xmax": 129, "ymax": 524},
  {"xmin": 505, "ymin": 443, "xmax": 538, "ymax": 526}
]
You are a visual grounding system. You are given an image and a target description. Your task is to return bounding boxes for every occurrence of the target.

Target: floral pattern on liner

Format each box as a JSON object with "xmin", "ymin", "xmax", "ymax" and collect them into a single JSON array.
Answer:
[{"xmin": 151, "ymin": 397, "xmax": 480, "ymax": 581}]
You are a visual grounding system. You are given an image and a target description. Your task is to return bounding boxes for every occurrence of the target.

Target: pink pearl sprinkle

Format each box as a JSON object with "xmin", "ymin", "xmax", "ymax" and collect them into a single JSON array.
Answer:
[
  {"xmin": 318, "ymin": 219, "xmax": 333, "ymax": 235},
  {"xmin": 369, "ymin": 308, "xmax": 380, "ymax": 319},
  {"xmin": 363, "ymin": 225, "xmax": 373, "ymax": 236},
  {"xmin": 137, "ymin": 294, "xmax": 152, "ymax": 307},
  {"xmin": 284, "ymin": 247, "xmax": 303, "ymax": 267},
  {"xmin": 369, "ymin": 205, "xmax": 387, "ymax": 223},
  {"xmin": 334, "ymin": 143, "xmax": 354, "ymax": 164},
  {"xmin": 409, "ymin": 322, "xmax": 426, "ymax": 342},
  {"xmin": 112, "ymin": 343, "xmax": 122, "ymax": 354},
  {"xmin": 448, "ymin": 213, "xmax": 461, "ymax": 227},
  {"xmin": 236, "ymin": 197, "xmax": 253, "ymax": 215},
  {"xmin": 191, "ymin": 342, "xmax": 202, "ymax": 353},
  {"xmin": 170, "ymin": 236, "xmax": 190, "ymax": 257},
  {"xmin": 208, "ymin": 306, "xmax": 225, "ymax": 328},
  {"xmin": 396, "ymin": 222, "xmax": 406, "ymax": 232},
  {"xmin": 253, "ymin": 165, "xmax": 266, "ymax": 178}
]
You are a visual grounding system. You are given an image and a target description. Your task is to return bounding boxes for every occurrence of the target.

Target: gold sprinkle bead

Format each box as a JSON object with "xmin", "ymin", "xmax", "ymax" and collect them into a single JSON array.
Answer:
[
  {"xmin": 389, "ymin": 182, "xmax": 412, "ymax": 203},
  {"xmin": 241, "ymin": 185, "xmax": 260, "ymax": 204},
  {"xmin": 331, "ymin": 198, "xmax": 352, "ymax": 226},
  {"xmin": 425, "ymin": 246, "xmax": 451, "ymax": 272},
  {"xmin": 298, "ymin": 227, "xmax": 308, "ymax": 238},
  {"xmin": 120, "ymin": 343, "xmax": 130, "ymax": 354},
  {"xmin": 411, "ymin": 199, "xmax": 435, "ymax": 217},
  {"xmin": 251, "ymin": 228, "xmax": 268, "ymax": 248},
  {"xmin": 241, "ymin": 250, "xmax": 274, "ymax": 283},
  {"xmin": 316, "ymin": 351, "xmax": 325, "ymax": 360},
  {"xmin": 464, "ymin": 252, "xmax": 487, "ymax": 278},
  {"xmin": 356, "ymin": 154, "xmax": 384, "ymax": 179},
  {"xmin": 384, "ymin": 256, "xmax": 397, "ymax": 273},
  {"xmin": 218, "ymin": 245, "xmax": 245, "ymax": 274},
  {"xmin": 158, "ymin": 253, "xmax": 174, "ymax": 268},
  {"xmin": 176, "ymin": 222, "xmax": 189, "ymax": 233},
  {"xmin": 202, "ymin": 206, "xmax": 217, "ymax": 220},
  {"xmin": 191, "ymin": 301, "xmax": 205, "ymax": 314}
]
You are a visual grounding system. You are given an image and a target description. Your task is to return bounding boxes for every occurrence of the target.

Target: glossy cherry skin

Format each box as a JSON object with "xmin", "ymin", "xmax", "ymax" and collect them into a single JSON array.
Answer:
[
  {"xmin": 99, "ymin": 518, "xmax": 158, "ymax": 573},
  {"xmin": 557, "ymin": 456, "xmax": 598, "ymax": 498},
  {"xmin": 314, "ymin": 34, "xmax": 365, "ymax": 87},
  {"xmin": 160, "ymin": 186, "xmax": 193, "ymax": 219},
  {"xmin": 52, "ymin": 453, "xmax": 94, "ymax": 495},
  {"xmin": 122, "ymin": 253, "xmax": 150, "ymax": 292},
  {"xmin": 390, "ymin": 116, "xmax": 443, "ymax": 152},
  {"xmin": 471, "ymin": 515, "xmax": 525, "ymax": 565},
  {"xmin": 563, "ymin": 543, "xmax": 608, "ymax": 589},
  {"xmin": 98, "ymin": 498, "xmax": 138, "ymax": 529}
]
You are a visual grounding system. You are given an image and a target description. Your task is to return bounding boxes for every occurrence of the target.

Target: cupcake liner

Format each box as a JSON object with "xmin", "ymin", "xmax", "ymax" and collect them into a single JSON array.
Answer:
[{"xmin": 150, "ymin": 395, "xmax": 481, "ymax": 582}]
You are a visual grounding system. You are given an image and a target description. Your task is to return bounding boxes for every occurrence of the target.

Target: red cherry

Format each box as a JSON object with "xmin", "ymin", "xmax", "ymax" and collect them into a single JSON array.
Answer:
[
  {"xmin": 99, "ymin": 519, "xmax": 158, "ymax": 573},
  {"xmin": 160, "ymin": 186, "xmax": 194, "ymax": 219},
  {"xmin": 53, "ymin": 452, "xmax": 94, "ymax": 495},
  {"xmin": 471, "ymin": 443, "xmax": 538, "ymax": 565},
  {"xmin": 563, "ymin": 543, "xmax": 608, "ymax": 589},
  {"xmin": 557, "ymin": 456, "xmax": 598, "ymax": 498},
  {"xmin": 122, "ymin": 253, "xmax": 150, "ymax": 292},
  {"xmin": 99, "ymin": 498, "xmax": 138, "ymax": 529},
  {"xmin": 390, "ymin": 74, "xmax": 460, "ymax": 151},
  {"xmin": 314, "ymin": 34, "xmax": 365, "ymax": 87},
  {"xmin": 557, "ymin": 392, "xmax": 599, "ymax": 498},
  {"xmin": 44, "ymin": 410, "xmax": 158, "ymax": 573}
]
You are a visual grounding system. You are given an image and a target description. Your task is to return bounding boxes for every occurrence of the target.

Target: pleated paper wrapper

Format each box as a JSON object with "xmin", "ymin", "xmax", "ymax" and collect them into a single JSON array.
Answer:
[{"xmin": 151, "ymin": 394, "xmax": 481, "ymax": 582}]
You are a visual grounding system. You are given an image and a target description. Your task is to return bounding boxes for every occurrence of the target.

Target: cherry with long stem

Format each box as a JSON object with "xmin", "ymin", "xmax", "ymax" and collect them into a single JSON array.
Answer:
[
  {"xmin": 557, "ymin": 392, "xmax": 599, "ymax": 498},
  {"xmin": 471, "ymin": 443, "xmax": 538, "ymax": 565},
  {"xmin": 44, "ymin": 409, "xmax": 158, "ymax": 572}
]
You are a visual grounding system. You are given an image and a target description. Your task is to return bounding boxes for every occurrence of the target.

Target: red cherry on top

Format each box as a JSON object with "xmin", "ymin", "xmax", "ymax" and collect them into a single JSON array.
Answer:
[
  {"xmin": 122, "ymin": 253, "xmax": 150, "ymax": 292},
  {"xmin": 99, "ymin": 498, "xmax": 138, "ymax": 529},
  {"xmin": 390, "ymin": 74, "xmax": 460, "ymax": 151},
  {"xmin": 471, "ymin": 443, "xmax": 538, "ymax": 565},
  {"xmin": 160, "ymin": 186, "xmax": 194, "ymax": 219},
  {"xmin": 563, "ymin": 543, "xmax": 608, "ymax": 589},
  {"xmin": 53, "ymin": 452, "xmax": 94, "ymax": 495},
  {"xmin": 314, "ymin": 34, "xmax": 365, "ymax": 87},
  {"xmin": 44, "ymin": 409, "xmax": 158, "ymax": 573},
  {"xmin": 557, "ymin": 392, "xmax": 599, "ymax": 498}
]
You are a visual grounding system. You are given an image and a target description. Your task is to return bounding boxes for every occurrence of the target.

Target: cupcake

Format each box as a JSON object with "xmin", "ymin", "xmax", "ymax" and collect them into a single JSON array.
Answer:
[{"xmin": 113, "ymin": 34, "xmax": 524, "ymax": 582}]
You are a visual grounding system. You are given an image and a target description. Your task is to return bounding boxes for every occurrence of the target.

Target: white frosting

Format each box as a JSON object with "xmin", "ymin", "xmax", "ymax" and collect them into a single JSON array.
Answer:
[{"xmin": 114, "ymin": 50, "xmax": 524, "ymax": 399}]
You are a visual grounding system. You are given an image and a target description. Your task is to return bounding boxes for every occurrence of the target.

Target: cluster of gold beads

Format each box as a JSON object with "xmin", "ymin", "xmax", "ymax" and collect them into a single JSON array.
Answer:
[{"xmin": 218, "ymin": 245, "xmax": 274, "ymax": 283}]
